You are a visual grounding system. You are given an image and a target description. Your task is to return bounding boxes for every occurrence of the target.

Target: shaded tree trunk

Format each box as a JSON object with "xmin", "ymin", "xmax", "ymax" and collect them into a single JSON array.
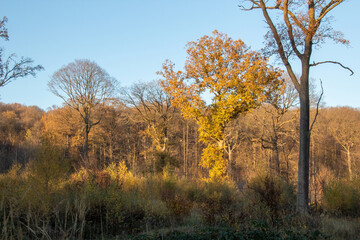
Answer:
[
  {"xmin": 297, "ymin": 62, "xmax": 310, "ymax": 213},
  {"xmin": 273, "ymin": 141, "xmax": 280, "ymax": 175},
  {"xmin": 84, "ymin": 123, "xmax": 90, "ymax": 161}
]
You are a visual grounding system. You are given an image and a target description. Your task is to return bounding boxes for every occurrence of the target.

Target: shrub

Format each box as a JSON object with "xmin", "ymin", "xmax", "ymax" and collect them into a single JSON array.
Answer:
[
  {"xmin": 195, "ymin": 180, "xmax": 240, "ymax": 225},
  {"xmin": 28, "ymin": 140, "xmax": 70, "ymax": 191},
  {"xmin": 104, "ymin": 161, "xmax": 128, "ymax": 183},
  {"xmin": 243, "ymin": 173, "xmax": 296, "ymax": 222},
  {"xmin": 322, "ymin": 178, "xmax": 360, "ymax": 217},
  {"xmin": 159, "ymin": 176, "xmax": 195, "ymax": 222},
  {"xmin": 154, "ymin": 151, "xmax": 179, "ymax": 173}
]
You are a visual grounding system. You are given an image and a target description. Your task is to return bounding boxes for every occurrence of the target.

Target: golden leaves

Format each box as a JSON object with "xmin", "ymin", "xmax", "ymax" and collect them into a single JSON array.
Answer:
[{"xmin": 159, "ymin": 30, "xmax": 282, "ymax": 180}]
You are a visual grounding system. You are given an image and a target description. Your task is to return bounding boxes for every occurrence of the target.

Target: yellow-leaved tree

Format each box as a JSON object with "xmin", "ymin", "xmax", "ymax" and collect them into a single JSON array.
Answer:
[{"xmin": 159, "ymin": 30, "xmax": 282, "ymax": 180}]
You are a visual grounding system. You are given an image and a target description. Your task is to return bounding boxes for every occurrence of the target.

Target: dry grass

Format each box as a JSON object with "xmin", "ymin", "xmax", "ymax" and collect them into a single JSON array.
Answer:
[{"xmin": 1, "ymin": 162, "xmax": 360, "ymax": 239}]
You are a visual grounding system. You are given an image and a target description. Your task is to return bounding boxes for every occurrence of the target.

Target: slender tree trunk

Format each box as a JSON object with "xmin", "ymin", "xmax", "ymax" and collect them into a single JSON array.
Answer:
[
  {"xmin": 228, "ymin": 146, "xmax": 232, "ymax": 178},
  {"xmin": 312, "ymin": 142, "xmax": 318, "ymax": 210},
  {"xmin": 186, "ymin": 121, "xmax": 189, "ymax": 175},
  {"xmin": 66, "ymin": 134, "xmax": 71, "ymax": 158},
  {"xmin": 346, "ymin": 149, "xmax": 352, "ymax": 180},
  {"xmin": 195, "ymin": 130, "xmax": 198, "ymax": 176},
  {"xmin": 268, "ymin": 149, "xmax": 272, "ymax": 174},
  {"xmin": 183, "ymin": 122, "xmax": 187, "ymax": 176},
  {"xmin": 162, "ymin": 125, "xmax": 168, "ymax": 152},
  {"xmin": 133, "ymin": 142, "xmax": 136, "ymax": 172},
  {"xmin": 274, "ymin": 141, "xmax": 280, "ymax": 175},
  {"xmin": 297, "ymin": 63, "xmax": 310, "ymax": 213},
  {"xmin": 252, "ymin": 143, "xmax": 257, "ymax": 169},
  {"xmin": 84, "ymin": 125, "xmax": 90, "ymax": 160},
  {"xmin": 284, "ymin": 147, "xmax": 290, "ymax": 183},
  {"xmin": 109, "ymin": 141, "xmax": 113, "ymax": 162}
]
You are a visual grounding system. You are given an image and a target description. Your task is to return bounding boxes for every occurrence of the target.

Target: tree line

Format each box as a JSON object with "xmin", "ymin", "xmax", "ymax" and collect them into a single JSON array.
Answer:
[{"xmin": 1, "ymin": 96, "xmax": 359, "ymax": 206}]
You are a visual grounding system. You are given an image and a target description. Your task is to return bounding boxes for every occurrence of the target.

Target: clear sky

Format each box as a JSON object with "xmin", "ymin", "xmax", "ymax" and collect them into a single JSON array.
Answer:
[{"xmin": 0, "ymin": 0, "xmax": 359, "ymax": 110}]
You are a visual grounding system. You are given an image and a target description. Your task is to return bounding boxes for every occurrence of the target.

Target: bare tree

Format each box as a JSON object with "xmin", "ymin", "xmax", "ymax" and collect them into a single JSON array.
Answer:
[
  {"xmin": 325, "ymin": 107, "xmax": 360, "ymax": 180},
  {"xmin": 255, "ymin": 77, "xmax": 298, "ymax": 175},
  {"xmin": 48, "ymin": 59, "xmax": 117, "ymax": 162},
  {"xmin": 0, "ymin": 17, "xmax": 43, "ymax": 89},
  {"xmin": 120, "ymin": 80, "xmax": 174, "ymax": 153},
  {"xmin": 120, "ymin": 80, "xmax": 176, "ymax": 172},
  {"xmin": 240, "ymin": 0, "xmax": 352, "ymax": 213}
]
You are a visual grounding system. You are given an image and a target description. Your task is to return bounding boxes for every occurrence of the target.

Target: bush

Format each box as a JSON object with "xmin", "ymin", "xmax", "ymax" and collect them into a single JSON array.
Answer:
[
  {"xmin": 243, "ymin": 174, "xmax": 296, "ymax": 223},
  {"xmin": 154, "ymin": 151, "xmax": 179, "ymax": 173},
  {"xmin": 159, "ymin": 176, "xmax": 195, "ymax": 223},
  {"xmin": 322, "ymin": 178, "xmax": 360, "ymax": 217},
  {"xmin": 28, "ymin": 140, "xmax": 71, "ymax": 191},
  {"xmin": 195, "ymin": 180, "xmax": 240, "ymax": 225}
]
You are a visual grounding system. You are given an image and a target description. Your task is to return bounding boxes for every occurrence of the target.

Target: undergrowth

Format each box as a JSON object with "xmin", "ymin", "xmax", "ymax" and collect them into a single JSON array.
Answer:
[{"xmin": 0, "ymin": 159, "xmax": 359, "ymax": 239}]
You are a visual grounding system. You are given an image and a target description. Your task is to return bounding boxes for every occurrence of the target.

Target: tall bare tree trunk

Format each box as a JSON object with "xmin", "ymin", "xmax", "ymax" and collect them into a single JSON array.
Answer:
[
  {"xmin": 109, "ymin": 142, "xmax": 113, "ymax": 162},
  {"xmin": 195, "ymin": 131, "xmax": 198, "ymax": 176},
  {"xmin": 274, "ymin": 142, "xmax": 280, "ymax": 175},
  {"xmin": 312, "ymin": 141, "xmax": 318, "ymax": 210},
  {"xmin": 346, "ymin": 149, "xmax": 352, "ymax": 180},
  {"xmin": 84, "ymin": 124, "xmax": 90, "ymax": 161},
  {"xmin": 186, "ymin": 122, "xmax": 189, "ymax": 174},
  {"xmin": 226, "ymin": 144, "xmax": 234, "ymax": 178},
  {"xmin": 183, "ymin": 122, "xmax": 187, "ymax": 176},
  {"xmin": 297, "ymin": 62, "xmax": 310, "ymax": 213}
]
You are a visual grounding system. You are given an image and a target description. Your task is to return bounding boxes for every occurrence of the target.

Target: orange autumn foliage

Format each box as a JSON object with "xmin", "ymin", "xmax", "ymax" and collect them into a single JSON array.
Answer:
[{"xmin": 160, "ymin": 30, "xmax": 283, "ymax": 180}]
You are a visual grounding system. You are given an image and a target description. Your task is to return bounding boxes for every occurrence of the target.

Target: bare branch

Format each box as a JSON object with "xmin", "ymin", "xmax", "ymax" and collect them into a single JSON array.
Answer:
[
  {"xmin": 0, "ymin": 54, "xmax": 43, "ymax": 88},
  {"xmin": 310, "ymin": 60, "xmax": 354, "ymax": 75},
  {"xmin": 256, "ymin": 0, "xmax": 301, "ymax": 92},
  {"xmin": 317, "ymin": 0, "xmax": 344, "ymax": 24},
  {"xmin": 238, "ymin": 0, "xmax": 260, "ymax": 10},
  {"xmin": 283, "ymin": 0, "xmax": 304, "ymax": 58},
  {"xmin": 309, "ymin": 79, "xmax": 323, "ymax": 137}
]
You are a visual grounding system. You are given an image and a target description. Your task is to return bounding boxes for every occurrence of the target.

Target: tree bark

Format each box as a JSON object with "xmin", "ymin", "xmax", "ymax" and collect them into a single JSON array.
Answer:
[
  {"xmin": 84, "ymin": 123, "xmax": 90, "ymax": 161},
  {"xmin": 227, "ymin": 145, "xmax": 233, "ymax": 178},
  {"xmin": 346, "ymin": 149, "xmax": 352, "ymax": 180},
  {"xmin": 273, "ymin": 141, "xmax": 280, "ymax": 175},
  {"xmin": 296, "ymin": 60, "xmax": 311, "ymax": 213}
]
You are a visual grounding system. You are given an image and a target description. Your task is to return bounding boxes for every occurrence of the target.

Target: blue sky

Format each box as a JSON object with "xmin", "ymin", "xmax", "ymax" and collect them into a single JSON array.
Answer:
[{"xmin": 0, "ymin": 0, "xmax": 359, "ymax": 110}]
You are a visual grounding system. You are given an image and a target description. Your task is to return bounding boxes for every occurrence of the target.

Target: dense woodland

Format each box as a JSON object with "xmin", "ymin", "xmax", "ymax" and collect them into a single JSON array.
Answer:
[
  {"xmin": 1, "ymin": 94, "xmax": 360, "ymax": 191},
  {"xmin": 1, "ymin": 93, "xmax": 360, "ymax": 239}
]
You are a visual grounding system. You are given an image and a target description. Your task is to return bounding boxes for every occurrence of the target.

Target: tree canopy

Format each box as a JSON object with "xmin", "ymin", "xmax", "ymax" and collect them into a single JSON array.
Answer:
[
  {"xmin": 160, "ymin": 30, "xmax": 282, "ymax": 179},
  {"xmin": 48, "ymin": 59, "xmax": 117, "ymax": 163}
]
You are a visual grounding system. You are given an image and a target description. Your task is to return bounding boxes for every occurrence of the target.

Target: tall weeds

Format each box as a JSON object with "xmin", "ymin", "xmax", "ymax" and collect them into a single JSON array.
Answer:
[{"xmin": 1, "ymin": 161, "xmax": 359, "ymax": 239}]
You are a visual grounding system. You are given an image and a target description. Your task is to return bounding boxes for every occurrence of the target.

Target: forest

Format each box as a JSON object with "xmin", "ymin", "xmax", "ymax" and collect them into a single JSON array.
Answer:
[
  {"xmin": 1, "ymin": 83, "xmax": 360, "ymax": 239},
  {"xmin": 1, "ymin": 1, "xmax": 360, "ymax": 239}
]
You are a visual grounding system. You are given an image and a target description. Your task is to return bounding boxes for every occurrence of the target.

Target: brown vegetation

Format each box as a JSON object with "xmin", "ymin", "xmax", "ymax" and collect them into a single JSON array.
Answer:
[{"xmin": 0, "ymin": 98, "xmax": 359, "ymax": 239}]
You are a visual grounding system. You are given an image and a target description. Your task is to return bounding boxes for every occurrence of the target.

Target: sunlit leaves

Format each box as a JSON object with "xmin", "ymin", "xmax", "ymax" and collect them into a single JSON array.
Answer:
[{"xmin": 160, "ymin": 30, "xmax": 282, "ymax": 180}]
